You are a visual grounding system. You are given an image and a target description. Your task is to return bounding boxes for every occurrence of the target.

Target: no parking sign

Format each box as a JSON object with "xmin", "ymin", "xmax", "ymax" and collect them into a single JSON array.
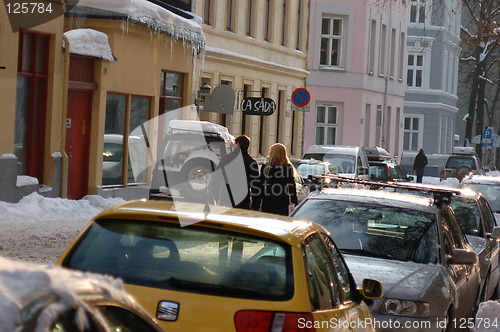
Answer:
[{"xmin": 291, "ymin": 88, "xmax": 310, "ymax": 108}]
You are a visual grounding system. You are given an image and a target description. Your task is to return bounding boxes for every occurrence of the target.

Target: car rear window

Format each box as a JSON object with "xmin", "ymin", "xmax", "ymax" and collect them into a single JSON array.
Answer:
[
  {"xmin": 302, "ymin": 153, "xmax": 356, "ymax": 173},
  {"xmin": 369, "ymin": 164, "xmax": 388, "ymax": 181},
  {"xmin": 297, "ymin": 164, "xmax": 326, "ymax": 177},
  {"xmin": 293, "ymin": 199, "xmax": 439, "ymax": 264},
  {"xmin": 446, "ymin": 156, "xmax": 476, "ymax": 170},
  {"xmin": 63, "ymin": 220, "xmax": 293, "ymax": 301}
]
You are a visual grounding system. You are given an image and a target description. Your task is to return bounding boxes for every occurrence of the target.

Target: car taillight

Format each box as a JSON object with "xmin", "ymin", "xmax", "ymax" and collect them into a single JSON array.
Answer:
[
  {"xmin": 386, "ymin": 166, "xmax": 393, "ymax": 181},
  {"xmin": 235, "ymin": 310, "xmax": 315, "ymax": 332},
  {"xmin": 440, "ymin": 169, "xmax": 445, "ymax": 179}
]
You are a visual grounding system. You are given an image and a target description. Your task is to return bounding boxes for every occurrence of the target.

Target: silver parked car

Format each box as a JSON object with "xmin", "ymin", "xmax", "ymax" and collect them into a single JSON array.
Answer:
[
  {"xmin": 384, "ymin": 181, "xmax": 500, "ymax": 303},
  {"xmin": 291, "ymin": 183, "xmax": 481, "ymax": 331},
  {"xmin": 459, "ymin": 174, "xmax": 500, "ymax": 213}
]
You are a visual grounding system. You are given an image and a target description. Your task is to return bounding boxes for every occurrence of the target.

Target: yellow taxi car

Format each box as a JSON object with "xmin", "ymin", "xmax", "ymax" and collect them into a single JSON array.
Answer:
[{"xmin": 56, "ymin": 200, "xmax": 382, "ymax": 331}]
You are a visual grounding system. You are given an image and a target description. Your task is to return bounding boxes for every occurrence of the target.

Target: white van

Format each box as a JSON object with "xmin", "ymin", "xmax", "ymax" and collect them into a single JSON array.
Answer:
[{"xmin": 302, "ymin": 145, "xmax": 370, "ymax": 180}]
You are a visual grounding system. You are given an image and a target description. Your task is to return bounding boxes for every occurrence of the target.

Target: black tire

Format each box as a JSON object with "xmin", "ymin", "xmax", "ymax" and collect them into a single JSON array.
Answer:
[
  {"xmin": 456, "ymin": 166, "xmax": 472, "ymax": 180},
  {"xmin": 179, "ymin": 158, "xmax": 217, "ymax": 201}
]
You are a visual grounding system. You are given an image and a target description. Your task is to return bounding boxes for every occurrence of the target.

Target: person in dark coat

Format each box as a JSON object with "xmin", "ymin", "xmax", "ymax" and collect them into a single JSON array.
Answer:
[
  {"xmin": 413, "ymin": 148, "xmax": 428, "ymax": 183},
  {"xmin": 215, "ymin": 135, "xmax": 259, "ymax": 209},
  {"xmin": 252, "ymin": 143, "xmax": 298, "ymax": 216}
]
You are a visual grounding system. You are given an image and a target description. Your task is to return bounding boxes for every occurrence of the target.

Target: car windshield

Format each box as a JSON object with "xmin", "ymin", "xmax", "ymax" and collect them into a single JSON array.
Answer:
[
  {"xmin": 293, "ymin": 199, "xmax": 439, "ymax": 264},
  {"xmin": 461, "ymin": 183, "xmax": 500, "ymax": 213},
  {"xmin": 450, "ymin": 197, "xmax": 481, "ymax": 236},
  {"xmin": 296, "ymin": 164, "xmax": 326, "ymax": 178},
  {"xmin": 64, "ymin": 220, "xmax": 293, "ymax": 301},
  {"xmin": 446, "ymin": 156, "xmax": 476, "ymax": 170},
  {"xmin": 323, "ymin": 155, "xmax": 355, "ymax": 174}
]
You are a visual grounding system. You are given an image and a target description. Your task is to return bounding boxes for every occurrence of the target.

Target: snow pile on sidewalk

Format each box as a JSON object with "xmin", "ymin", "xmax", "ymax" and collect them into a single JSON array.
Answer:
[
  {"xmin": 474, "ymin": 301, "xmax": 500, "ymax": 331},
  {"xmin": 0, "ymin": 193, "xmax": 124, "ymax": 223}
]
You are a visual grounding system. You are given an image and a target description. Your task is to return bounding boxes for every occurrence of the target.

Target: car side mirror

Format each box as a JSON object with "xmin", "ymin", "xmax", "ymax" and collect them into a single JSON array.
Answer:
[
  {"xmin": 490, "ymin": 226, "xmax": 500, "ymax": 239},
  {"xmin": 360, "ymin": 278, "xmax": 383, "ymax": 299},
  {"xmin": 309, "ymin": 184, "xmax": 317, "ymax": 192},
  {"xmin": 447, "ymin": 248, "xmax": 478, "ymax": 265}
]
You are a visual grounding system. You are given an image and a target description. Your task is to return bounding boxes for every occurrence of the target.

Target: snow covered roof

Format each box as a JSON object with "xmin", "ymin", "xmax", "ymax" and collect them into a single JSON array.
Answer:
[
  {"xmin": 66, "ymin": 0, "xmax": 205, "ymax": 51},
  {"xmin": 64, "ymin": 29, "xmax": 116, "ymax": 62}
]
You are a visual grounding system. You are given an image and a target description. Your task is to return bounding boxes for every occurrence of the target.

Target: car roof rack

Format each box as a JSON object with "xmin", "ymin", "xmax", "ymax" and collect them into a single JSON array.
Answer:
[{"xmin": 315, "ymin": 175, "xmax": 463, "ymax": 208}]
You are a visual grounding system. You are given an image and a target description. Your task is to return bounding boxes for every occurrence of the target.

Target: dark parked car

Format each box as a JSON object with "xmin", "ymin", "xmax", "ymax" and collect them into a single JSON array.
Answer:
[
  {"xmin": 362, "ymin": 146, "xmax": 410, "ymax": 183},
  {"xmin": 291, "ymin": 180, "xmax": 481, "ymax": 331}
]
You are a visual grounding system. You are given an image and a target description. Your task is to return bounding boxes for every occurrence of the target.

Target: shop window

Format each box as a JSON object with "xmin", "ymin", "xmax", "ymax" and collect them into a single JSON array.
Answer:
[
  {"xmin": 103, "ymin": 94, "xmax": 151, "ymax": 186},
  {"xmin": 14, "ymin": 31, "xmax": 49, "ymax": 181}
]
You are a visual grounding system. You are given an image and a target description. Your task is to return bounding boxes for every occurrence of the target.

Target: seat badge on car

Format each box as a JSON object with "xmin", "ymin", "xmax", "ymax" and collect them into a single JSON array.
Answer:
[{"xmin": 157, "ymin": 301, "xmax": 179, "ymax": 321}]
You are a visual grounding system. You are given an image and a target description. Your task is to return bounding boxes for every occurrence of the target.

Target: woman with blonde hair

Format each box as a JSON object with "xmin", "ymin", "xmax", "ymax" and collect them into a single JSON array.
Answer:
[{"xmin": 252, "ymin": 143, "xmax": 298, "ymax": 215}]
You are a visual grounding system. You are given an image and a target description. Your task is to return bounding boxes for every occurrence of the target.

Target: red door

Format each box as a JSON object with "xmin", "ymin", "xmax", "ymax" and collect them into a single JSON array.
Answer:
[{"xmin": 65, "ymin": 90, "xmax": 92, "ymax": 199}]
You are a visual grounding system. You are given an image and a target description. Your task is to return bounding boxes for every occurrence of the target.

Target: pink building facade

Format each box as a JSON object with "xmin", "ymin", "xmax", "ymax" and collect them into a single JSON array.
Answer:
[{"xmin": 304, "ymin": 0, "xmax": 408, "ymax": 159}]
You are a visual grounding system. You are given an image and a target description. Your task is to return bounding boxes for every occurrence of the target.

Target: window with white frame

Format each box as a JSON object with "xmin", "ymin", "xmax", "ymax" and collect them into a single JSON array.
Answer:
[
  {"xmin": 320, "ymin": 16, "xmax": 344, "ymax": 67},
  {"xmin": 409, "ymin": 0, "xmax": 427, "ymax": 24},
  {"xmin": 379, "ymin": 24, "xmax": 387, "ymax": 76},
  {"xmin": 407, "ymin": 53, "xmax": 424, "ymax": 87},
  {"xmin": 403, "ymin": 115, "xmax": 423, "ymax": 151},
  {"xmin": 315, "ymin": 105, "xmax": 338, "ymax": 145},
  {"xmin": 368, "ymin": 19, "xmax": 376, "ymax": 74}
]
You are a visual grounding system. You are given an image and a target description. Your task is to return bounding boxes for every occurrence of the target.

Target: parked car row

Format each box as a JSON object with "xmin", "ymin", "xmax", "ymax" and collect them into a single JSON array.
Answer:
[{"xmin": 290, "ymin": 178, "xmax": 492, "ymax": 331}]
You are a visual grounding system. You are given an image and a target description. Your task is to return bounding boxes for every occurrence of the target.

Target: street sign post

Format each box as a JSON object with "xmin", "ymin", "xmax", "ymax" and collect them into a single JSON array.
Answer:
[{"xmin": 483, "ymin": 128, "xmax": 493, "ymax": 146}]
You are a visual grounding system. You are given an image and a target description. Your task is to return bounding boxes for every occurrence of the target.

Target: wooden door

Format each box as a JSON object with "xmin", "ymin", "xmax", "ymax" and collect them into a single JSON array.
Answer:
[{"xmin": 65, "ymin": 90, "xmax": 92, "ymax": 199}]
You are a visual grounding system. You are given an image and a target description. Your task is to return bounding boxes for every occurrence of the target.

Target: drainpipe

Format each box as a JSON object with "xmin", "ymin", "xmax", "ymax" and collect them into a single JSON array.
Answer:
[
  {"xmin": 382, "ymin": 0, "xmax": 393, "ymax": 151},
  {"xmin": 60, "ymin": 35, "xmax": 70, "ymax": 198}
]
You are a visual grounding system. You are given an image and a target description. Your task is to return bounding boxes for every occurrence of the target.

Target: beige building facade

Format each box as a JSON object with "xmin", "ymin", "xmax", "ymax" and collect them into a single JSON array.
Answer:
[{"xmin": 192, "ymin": 0, "xmax": 310, "ymax": 159}]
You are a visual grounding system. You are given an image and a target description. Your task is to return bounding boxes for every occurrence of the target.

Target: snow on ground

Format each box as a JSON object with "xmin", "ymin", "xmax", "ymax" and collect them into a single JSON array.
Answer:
[{"xmin": 0, "ymin": 193, "xmax": 124, "ymax": 264}]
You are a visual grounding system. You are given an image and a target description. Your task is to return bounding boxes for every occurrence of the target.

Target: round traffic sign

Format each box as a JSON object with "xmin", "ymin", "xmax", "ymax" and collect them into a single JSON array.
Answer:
[{"xmin": 291, "ymin": 88, "xmax": 310, "ymax": 107}]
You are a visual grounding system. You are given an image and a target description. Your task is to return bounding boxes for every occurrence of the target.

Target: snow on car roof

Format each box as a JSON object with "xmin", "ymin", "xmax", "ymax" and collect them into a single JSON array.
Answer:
[
  {"xmin": 0, "ymin": 256, "xmax": 135, "ymax": 331},
  {"xmin": 462, "ymin": 175, "xmax": 500, "ymax": 184},
  {"xmin": 311, "ymin": 188, "xmax": 437, "ymax": 212}
]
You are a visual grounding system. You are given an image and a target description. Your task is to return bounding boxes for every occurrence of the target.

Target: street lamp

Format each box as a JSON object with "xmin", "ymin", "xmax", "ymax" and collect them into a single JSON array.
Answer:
[{"xmin": 196, "ymin": 83, "xmax": 211, "ymax": 104}]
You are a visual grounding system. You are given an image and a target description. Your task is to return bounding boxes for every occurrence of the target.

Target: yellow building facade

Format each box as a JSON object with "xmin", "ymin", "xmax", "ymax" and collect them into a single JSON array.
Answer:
[
  {"xmin": 0, "ymin": 1, "xmax": 204, "ymax": 201},
  {"xmin": 193, "ymin": 0, "xmax": 309, "ymax": 159}
]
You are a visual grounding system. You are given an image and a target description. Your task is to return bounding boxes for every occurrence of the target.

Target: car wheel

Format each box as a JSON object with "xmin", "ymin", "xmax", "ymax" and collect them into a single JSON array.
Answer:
[
  {"xmin": 456, "ymin": 166, "xmax": 472, "ymax": 180},
  {"xmin": 179, "ymin": 158, "xmax": 217, "ymax": 201}
]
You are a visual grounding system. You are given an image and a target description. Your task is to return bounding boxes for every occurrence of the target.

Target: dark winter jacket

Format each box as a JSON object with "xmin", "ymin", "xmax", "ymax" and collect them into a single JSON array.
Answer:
[
  {"xmin": 413, "ymin": 151, "xmax": 428, "ymax": 170},
  {"xmin": 253, "ymin": 164, "xmax": 298, "ymax": 216},
  {"xmin": 215, "ymin": 147, "xmax": 259, "ymax": 209}
]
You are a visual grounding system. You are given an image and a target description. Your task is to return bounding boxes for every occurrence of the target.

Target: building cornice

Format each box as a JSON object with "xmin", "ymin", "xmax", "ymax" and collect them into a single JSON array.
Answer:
[
  {"xmin": 404, "ymin": 100, "xmax": 459, "ymax": 113},
  {"xmin": 204, "ymin": 46, "xmax": 309, "ymax": 80}
]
